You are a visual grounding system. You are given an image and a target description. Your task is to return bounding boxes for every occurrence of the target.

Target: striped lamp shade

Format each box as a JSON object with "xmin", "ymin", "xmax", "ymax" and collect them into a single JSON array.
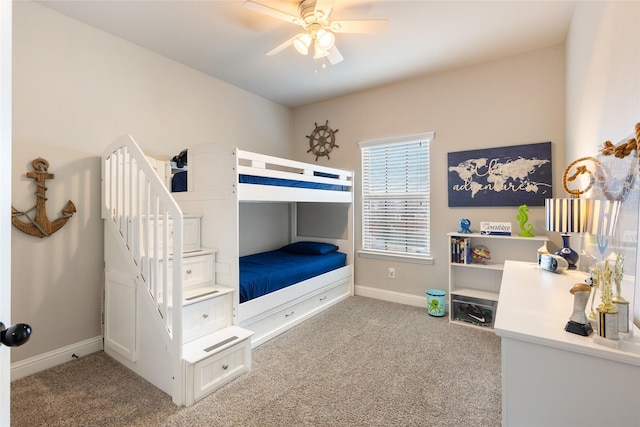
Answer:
[
  {"xmin": 545, "ymin": 198, "xmax": 590, "ymax": 233},
  {"xmin": 585, "ymin": 199, "xmax": 620, "ymax": 237}
]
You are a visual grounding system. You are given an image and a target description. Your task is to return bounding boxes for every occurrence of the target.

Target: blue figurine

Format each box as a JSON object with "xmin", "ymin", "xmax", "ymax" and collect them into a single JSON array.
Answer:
[{"xmin": 459, "ymin": 218, "xmax": 472, "ymax": 233}]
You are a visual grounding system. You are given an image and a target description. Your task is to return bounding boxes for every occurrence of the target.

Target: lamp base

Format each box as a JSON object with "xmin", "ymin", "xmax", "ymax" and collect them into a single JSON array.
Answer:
[{"xmin": 556, "ymin": 234, "xmax": 579, "ymax": 269}]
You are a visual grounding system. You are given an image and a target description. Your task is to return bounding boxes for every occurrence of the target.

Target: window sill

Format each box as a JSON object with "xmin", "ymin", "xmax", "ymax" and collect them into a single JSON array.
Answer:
[{"xmin": 357, "ymin": 250, "xmax": 434, "ymax": 265}]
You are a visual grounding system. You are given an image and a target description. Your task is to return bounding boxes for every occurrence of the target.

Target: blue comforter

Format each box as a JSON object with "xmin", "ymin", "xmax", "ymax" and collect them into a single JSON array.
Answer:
[{"xmin": 239, "ymin": 250, "xmax": 347, "ymax": 303}]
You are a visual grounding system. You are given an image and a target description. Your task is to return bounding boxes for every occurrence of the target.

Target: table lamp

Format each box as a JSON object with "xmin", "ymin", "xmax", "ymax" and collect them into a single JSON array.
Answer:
[
  {"xmin": 545, "ymin": 197, "xmax": 589, "ymax": 269},
  {"xmin": 545, "ymin": 155, "xmax": 606, "ymax": 270}
]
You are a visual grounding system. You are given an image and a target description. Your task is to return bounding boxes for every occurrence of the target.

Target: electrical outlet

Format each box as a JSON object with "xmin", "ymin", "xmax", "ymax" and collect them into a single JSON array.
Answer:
[{"xmin": 388, "ymin": 267, "xmax": 395, "ymax": 279}]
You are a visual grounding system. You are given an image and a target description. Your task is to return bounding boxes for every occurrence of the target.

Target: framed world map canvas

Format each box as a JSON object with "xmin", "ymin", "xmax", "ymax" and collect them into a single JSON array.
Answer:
[{"xmin": 447, "ymin": 142, "xmax": 552, "ymax": 207}]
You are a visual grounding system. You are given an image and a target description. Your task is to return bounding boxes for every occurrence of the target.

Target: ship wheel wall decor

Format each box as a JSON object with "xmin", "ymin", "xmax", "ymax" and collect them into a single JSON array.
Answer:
[
  {"xmin": 307, "ymin": 120, "xmax": 339, "ymax": 161},
  {"xmin": 11, "ymin": 157, "xmax": 76, "ymax": 238}
]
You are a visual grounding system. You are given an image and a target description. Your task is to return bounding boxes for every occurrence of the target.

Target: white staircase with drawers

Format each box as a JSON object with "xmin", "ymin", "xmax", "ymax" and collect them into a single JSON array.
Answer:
[
  {"xmin": 166, "ymin": 216, "xmax": 254, "ymax": 405},
  {"xmin": 102, "ymin": 136, "xmax": 252, "ymax": 406}
]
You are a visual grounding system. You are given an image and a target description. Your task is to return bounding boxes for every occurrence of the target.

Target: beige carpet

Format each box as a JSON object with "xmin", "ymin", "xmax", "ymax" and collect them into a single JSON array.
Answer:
[{"xmin": 11, "ymin": 296, "xmax": 501, "ymax": 426}]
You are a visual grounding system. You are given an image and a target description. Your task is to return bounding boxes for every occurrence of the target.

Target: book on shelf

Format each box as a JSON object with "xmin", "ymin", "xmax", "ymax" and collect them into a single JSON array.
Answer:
[{"xmin": 450, "ymin": 236, "xmax": 471, "ymax": 264}]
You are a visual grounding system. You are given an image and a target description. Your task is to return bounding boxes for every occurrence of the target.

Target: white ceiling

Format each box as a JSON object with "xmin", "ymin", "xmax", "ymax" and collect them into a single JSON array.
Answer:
[{"xmin": 36, "ymin": 0, "xmax": 575, "ymax": 108}]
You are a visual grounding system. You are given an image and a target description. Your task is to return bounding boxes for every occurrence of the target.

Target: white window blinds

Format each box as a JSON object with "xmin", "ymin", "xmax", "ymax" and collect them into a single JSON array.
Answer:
[{"xmin": 360, "ymin": 133, "xmax": 433, "ymax": 256}]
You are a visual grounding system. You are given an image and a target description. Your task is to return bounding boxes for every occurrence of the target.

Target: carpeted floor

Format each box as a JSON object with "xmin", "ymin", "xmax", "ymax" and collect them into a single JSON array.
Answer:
[{"xmin": 11, "ymin": 296, "xmax": 502, "ymax": 426}]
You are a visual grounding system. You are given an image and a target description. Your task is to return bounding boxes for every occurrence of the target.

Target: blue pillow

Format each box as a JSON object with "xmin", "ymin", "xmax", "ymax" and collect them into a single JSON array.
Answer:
[{"xmin": 279, "ymin": 241, "xmax": 339, "ymax": 255}]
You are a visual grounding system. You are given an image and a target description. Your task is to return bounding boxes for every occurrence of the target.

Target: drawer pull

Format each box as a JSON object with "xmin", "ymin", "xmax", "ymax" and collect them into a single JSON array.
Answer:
[
  {"xmin": 319, "ymin": 296, "xmax": 327, "ymax": 301},
  {"xmin": 186, "ymin": 269, "xmax": 192, "ymax": 275},
  {"xmin": 222, "ymin": 364, "xmax": 229, "ymax": 370},
  {"xmin": 285, "ymin": 311, "xmax": 295, "ymax": 317},
  {"xmin": 202, "ymin": 313, "xmax": 209, "ymax": 319}
]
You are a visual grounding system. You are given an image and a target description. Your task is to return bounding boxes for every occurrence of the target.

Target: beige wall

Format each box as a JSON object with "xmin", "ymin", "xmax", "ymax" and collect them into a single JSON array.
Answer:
[
  {"xmin": 565, "ymin": 1, "xmax": 640, "ymax": 324},
  {"xmin": 11, "ymin": 1, "xmax": 291, "ymax": 362},
  {"xmin": 566, "ymin": 0, "xmax": 640, "ymax": 161},
  {"xmin": 292, "ymin": 46, "xmax": 566, "ymax": 298}
]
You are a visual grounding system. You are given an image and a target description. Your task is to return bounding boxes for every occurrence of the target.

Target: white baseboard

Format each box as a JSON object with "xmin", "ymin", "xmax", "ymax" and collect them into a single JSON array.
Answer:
[
  {"xmin": 355, "ymin": 285, "xmax": 448, "ymax": 311},
  {"xmin": 355, "ymin": 285, "xmax": 427, "ymax": 307},
  {"xmin": 11, "ymin": 336, "xmax": 103, "ymax": 381}
]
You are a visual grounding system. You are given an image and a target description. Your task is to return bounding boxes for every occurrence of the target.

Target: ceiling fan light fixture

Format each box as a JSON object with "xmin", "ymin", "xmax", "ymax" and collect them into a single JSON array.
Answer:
[
  {"xmin": 316, "ymin": 28, "xmax": 335, "ymax": 50},
  {"xmin": 313, "ymin": 43, "xmax": 330, "ymax": 59},
  {"xmin": 244, "ymin": 0, "xmax": 388, "ymax": 66},
  {"xmin": 293, "ymin": 33, "xmax": 312, "ymax": 55}
]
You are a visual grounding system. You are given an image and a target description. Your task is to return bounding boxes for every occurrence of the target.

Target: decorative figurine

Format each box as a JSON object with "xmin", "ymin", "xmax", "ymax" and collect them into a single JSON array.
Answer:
[
  {"xmin": 565, "ymin": 283, "xmax": 593, "ymax": 336},
  {"xmin": 596, "ymin": 261, "xmax": 618, "ymax": 340},
  {"xmin": 516, "ymin": 204, "xmax": 535, "ymax": 237},
  {"xmin": 588, "ymin": 267, "xmax": 600, "ymax": 321},
  {"xmin": 11, "ymin": 158, "xmax": 76, "ymax": 238},
  {"xmin": 459, "ymin": 218, "xmax": 472, "ymax": 233},
  {"xmin": 307, "ymin": 120, "xmax": 339, "ymax": 161},
  {"xmin": 612, "ymin": 253, "xmax": 629, "ymax": 333},
  {"xmin": 613, "ymin": 253, "xmax": 627, "ymax": 303}
]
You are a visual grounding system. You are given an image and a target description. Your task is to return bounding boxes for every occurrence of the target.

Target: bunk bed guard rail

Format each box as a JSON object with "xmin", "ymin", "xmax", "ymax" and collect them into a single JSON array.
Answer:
[
  {"xmin": 235, "ymin": 149, "xmax": 353, "ymax": 202},
  {"xmin": 178, "ymin": 145, "xmax": 353, "ymax": 202}
]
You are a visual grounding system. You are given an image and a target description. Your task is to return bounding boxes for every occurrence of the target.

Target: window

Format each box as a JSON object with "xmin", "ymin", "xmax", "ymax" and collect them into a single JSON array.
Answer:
[{"xmin": 360, "ymin": 132, "xmax": 433, "ymax": 261}]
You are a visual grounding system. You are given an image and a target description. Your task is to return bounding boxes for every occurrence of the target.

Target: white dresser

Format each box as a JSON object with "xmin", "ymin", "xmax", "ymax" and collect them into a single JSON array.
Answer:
[{"xmin": 494, "ymin": 261, "xmax": 640, "ymax": 427}]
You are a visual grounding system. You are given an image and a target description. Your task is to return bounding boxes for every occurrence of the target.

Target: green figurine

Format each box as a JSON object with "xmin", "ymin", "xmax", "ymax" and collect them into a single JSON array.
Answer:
[{"xmin": 517, "ymin": 204, "xmax": 535, "ymax": 237}]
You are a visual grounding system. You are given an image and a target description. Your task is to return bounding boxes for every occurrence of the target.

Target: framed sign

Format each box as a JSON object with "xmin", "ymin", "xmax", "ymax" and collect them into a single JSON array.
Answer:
[{"xmin": 447, "ymin": 142, "xmax": 552, "ymax": 207}]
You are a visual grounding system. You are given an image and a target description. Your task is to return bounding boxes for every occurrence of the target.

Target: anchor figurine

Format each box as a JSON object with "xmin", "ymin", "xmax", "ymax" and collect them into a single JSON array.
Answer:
[{"xmin": 11, "ymin": 158, "xmax": 76, "ymax": 238}]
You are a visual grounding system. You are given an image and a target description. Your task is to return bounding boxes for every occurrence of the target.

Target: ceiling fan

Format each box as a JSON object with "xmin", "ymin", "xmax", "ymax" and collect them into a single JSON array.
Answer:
[{"xmin": 243, "ymin": 0, "xmax": 389, "ymax": 65}]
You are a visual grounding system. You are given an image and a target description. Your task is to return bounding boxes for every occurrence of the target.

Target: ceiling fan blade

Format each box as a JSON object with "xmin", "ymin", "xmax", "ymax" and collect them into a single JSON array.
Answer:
[
  {"xmin": 331, "ymin": 19, "xmax": 389, "ymax": 34},
  {"xmin": 327, "ymin": 45, "xmax": 344, "ymax": 65},
  {"xmin": 243, "ymin": 1, "xmax": 304, "ymax": 26},
  {"xmin": 265, "ymin": 34, "xmax": 298, "ymax": 56}
]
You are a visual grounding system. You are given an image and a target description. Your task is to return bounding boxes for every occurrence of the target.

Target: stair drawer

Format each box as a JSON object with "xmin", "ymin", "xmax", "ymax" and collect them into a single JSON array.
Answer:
[
  {"xmin": 161, "ymin": 251, "xmax": 214, "ymax": 289},
  {"xmin": 142, "ymin": 214, "xmax": 201, "ymax": 254},
  {"xmin": 182, "ymin": 253, "xmax": 214, "ymax": 287},
  {"xmin": 183, "ymin": 293, "xmax": 232, "ymax": 343},
  {"xmin": 158, "ymin": 250, "xmax": 216, "ymax": 293},
  {"xmin": 190, "ymin": 339, "xmax": 251, "ymax": 403},
  {"xmin": 182, "ymin": 215, "xmax": 202, "ymax": 252}
]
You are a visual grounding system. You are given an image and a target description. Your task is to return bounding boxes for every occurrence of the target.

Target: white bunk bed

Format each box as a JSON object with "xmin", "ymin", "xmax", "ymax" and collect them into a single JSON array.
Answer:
[
  {"xmin": 170, "ymin": 144, "xmax": 354, "ymax": 347},
  {"xmin": 102, "ymin": 136, "xmax": 353, "ymax": 406}
]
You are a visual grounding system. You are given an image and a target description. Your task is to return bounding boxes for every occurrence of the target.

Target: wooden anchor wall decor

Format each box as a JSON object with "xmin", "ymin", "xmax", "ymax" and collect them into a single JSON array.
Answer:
[{"xmin": 12, "ymin": 158, "xmax": 76, "ymax": 238}]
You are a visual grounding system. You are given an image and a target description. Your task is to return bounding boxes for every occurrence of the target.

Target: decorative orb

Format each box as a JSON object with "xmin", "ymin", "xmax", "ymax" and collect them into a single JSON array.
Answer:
[{"xmin": 471, "ymin": 245, "xmax": 491, "ymax": 264}]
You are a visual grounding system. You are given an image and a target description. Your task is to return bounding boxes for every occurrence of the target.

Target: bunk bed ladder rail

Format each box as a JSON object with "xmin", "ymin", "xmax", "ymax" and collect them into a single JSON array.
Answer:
[{"xmin": 101, "ymin": 134, "xmax": 184, "ymax": 403}]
